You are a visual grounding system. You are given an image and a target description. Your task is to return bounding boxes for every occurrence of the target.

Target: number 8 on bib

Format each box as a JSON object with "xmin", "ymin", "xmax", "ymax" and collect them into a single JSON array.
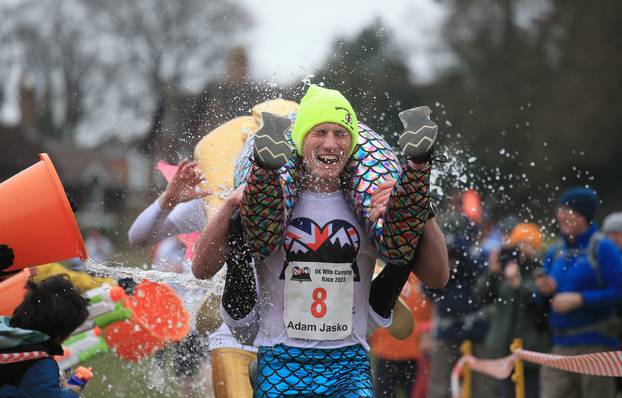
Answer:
[{"xmin": 284, "ymin": 261, "xmax": 354, "ymax": 340}]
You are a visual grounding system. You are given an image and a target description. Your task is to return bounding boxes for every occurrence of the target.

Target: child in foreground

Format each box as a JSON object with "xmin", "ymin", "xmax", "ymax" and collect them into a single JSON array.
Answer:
[{"xmin": 0, "ymin": 274, "xmax": 90, "ymax": 397}]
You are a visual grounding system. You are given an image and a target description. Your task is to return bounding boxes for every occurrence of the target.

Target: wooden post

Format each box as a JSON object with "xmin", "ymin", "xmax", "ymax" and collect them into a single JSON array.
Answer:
[
  {"xmin": 511, "ymin": 338, "xmax": 525, "ymax": 398},
  {"xmin": 460, "ymin": 340, "xmax": 472, "ymax": 398}
]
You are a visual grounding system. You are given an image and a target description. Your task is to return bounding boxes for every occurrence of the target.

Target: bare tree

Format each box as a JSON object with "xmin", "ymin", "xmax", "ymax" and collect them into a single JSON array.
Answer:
[
  {"xmin": 83, "ymin": 0, "xmax": 252, "ymax": 99},
  {"xmin": 1, "ymin": 0, "xmax": 103, "ymax": 141},
  {"xmin": 1, "ymin": 0, "xmax": 251, "ymax": 144}
]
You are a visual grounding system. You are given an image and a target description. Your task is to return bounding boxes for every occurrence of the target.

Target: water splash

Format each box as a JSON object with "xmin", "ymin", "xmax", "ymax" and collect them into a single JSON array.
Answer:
[
  {"xmin": 77, "ymin": 259, "xmax": 220, "ymax": 397},
  {"xmin": 83, "ymin": 258, "xmax": 225, "ymax": 297}
]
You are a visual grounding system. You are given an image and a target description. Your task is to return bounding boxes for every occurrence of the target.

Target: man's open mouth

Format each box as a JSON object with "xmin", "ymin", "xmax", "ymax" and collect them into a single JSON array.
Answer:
[{"xmin": 317, "ymin": 154, "xmax": 340, "ymax": 165}]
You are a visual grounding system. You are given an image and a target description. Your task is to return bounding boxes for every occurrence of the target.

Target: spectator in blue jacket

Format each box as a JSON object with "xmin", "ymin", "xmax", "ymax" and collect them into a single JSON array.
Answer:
[
  {"xmin": 537, "ymin": 187, "xmax": 622, "ymax": 398},
  {"xmin": 0, "ymin": 275, "xmax": 90, "ymax": 398}
]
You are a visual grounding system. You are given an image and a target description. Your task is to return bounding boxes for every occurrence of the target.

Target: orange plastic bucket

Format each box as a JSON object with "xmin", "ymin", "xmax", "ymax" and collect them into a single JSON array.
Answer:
[
  {"xmin": 103, "ymin": 280, "xmax": 190, "ymax": 361},
  {"xmin": 0, "ymin": 153, "xmax": 87, "ymax": 272},
  {"xmin": 0, "ymin": 268, "xmax": 33, "ymax": 316}
]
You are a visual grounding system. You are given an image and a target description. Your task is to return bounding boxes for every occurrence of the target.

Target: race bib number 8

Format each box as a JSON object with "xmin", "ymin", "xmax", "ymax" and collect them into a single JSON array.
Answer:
[{"xmin": 284, "ymin": 261, "xmax": 354, "ymax": 340}]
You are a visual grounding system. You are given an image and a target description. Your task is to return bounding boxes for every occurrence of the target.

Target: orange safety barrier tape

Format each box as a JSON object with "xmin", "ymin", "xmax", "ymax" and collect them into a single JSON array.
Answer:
[
  {"xmin": 514, "ymin": 349, "xmax": 622, "ymax": 378},
  {"xmin": 451, "ymin": 349, "xmax": 622, "ymax": 397}
]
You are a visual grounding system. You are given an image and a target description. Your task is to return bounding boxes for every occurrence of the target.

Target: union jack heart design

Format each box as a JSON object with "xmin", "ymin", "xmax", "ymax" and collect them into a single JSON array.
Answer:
[{"xmin": 281, "ymin": 217, "xmax": 361, "ymax": 281}]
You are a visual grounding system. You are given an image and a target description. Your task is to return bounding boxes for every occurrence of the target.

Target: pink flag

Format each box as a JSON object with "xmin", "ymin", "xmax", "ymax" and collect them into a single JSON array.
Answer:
[
  {"xmin": 156, "ymin": 160, "xmax": 179, "ymax": 183},
  {"xmin": 155, "ymin": 160, "xmax": 201, "ymax": 260}
]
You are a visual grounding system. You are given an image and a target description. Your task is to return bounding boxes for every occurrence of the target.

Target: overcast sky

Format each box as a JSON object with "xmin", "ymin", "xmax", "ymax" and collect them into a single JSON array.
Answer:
[{"xmin": 240, "ymin": 0, "xmax": 450, "ymax": 84}]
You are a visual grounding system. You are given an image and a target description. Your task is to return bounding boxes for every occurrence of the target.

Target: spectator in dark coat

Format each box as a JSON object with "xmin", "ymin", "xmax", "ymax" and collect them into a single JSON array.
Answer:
[
  {"xmin": 425, "ymin": 214, "xmax": 493, "ymax": 398},
  {"xmin": 475, "ymin": 223, "xmax": 549, "ymax": 398}
]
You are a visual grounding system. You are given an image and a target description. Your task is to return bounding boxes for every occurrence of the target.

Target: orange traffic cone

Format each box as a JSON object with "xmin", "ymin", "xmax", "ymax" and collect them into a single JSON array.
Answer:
[
  {"xmin": 0, "ymin": 268, "xmax": 33, "ymax": 316},
  {"xmin": 0, "ymin": 153, "xmax": 87, "ymax": 272}
]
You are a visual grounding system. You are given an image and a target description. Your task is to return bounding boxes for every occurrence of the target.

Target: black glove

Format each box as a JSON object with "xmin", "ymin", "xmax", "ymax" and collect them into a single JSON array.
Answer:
[
  {"xmin": 66, "ymin": 193, "xmax": 78, "ymax": 212},
  {"xmin": 117, "ymin": 277, "xmax": 137, "ymax": 295},
  {"xmin": 0, "ymin": 244, "xmax": 15, "ymax": 271},
  {"xmin": 222, "ymin": 210, "xmax": 256, "ymax": 320}
]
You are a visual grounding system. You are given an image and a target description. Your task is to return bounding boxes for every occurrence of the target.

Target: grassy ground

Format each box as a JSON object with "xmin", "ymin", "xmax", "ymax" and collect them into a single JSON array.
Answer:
[
  {"xmin": 82, "ymin": 352, "xmax": 383, "ymax": 398},
  {"xmin": 81, "ymin": 349, "xmax": 211, "ymax": 398},
  {"xmin": 81, "ymin": 353, "xmax": 171, "ymax": 398}
]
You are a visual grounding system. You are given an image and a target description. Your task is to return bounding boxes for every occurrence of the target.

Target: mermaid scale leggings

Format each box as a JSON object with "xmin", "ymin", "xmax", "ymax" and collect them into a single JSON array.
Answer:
[
  {"xmin": 240, "ymin": 166, "xmax": 287, "ymax": 258},
  {"xmin": 255, "ymin": 344, "xmax": 373, "ymax": 397},
  {"xmin": 379, "ymin": 161, "xmax": 431, "ymax": 265}
]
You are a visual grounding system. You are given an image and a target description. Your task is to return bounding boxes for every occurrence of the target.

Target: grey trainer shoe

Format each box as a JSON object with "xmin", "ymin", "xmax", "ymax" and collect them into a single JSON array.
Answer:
[
  {"xmin": 253, "ymin": 112, "xmax": 293, "ymax": 170},
  {"xmin": 397, "ymin": 106, "xmax": 438, "ymax": 162}
]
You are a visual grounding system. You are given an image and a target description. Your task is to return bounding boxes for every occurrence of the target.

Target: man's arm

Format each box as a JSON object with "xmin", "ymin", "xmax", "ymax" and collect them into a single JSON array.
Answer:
[
  {"xmin": 370, "ymin": 180, "xmax": 448, "ymax": 288},
  {"xmin": 128, "ymin": 199, "xmax": 175, "ymax": 247},
  {"xmin": 369, "ymin": 217, "xmax": 448, "ymax": 319},
  {"xmin": 20, "ymin": 359, "xmax": 81, "ymax": 398},
  {"xmin": 192, "ymin": 187, "xmax": 242, "ymax": 279},
  {"xmin": 193, "ymin": 186, "xmax": 258, "ymax": 333},
  {"xmin": 411, "ymin": 218, "xmax": 449, "ymax": 289}
]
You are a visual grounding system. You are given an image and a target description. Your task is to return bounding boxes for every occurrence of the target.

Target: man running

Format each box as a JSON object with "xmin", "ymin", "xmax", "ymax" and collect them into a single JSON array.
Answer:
[{"xmin": 220, "ymin": 86, "xmax": 448, "ymax": 397}]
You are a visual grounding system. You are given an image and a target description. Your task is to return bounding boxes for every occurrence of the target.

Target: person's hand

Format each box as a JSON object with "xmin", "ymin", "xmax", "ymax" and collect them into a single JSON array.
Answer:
[
  {"xmin": 224, "ymin": 185, "xmax": 245, "ymax": 210},
  {"xmin": 64, "ymin": 382, "xmax": 82, "ymax": 393},
  {"xmin": 488, "ymin": 249, "xmax": 502, "ymax": 274},
  {"xmin": 160, "ymin": 160, "xmax": 211, "ymax": 210},
  {"xmin": 551, "ymin": 292, "xmax": 583, "ymax": 314},
  {"xmin": 62, "ymin": 377, "xmax": 83, "ymax": 393},
  {"xmin": 370, "ymin": 179, "xmax": 397, "ymax": 222},
  {"xmin": 503, "ymin": 261, "xmax": 521, "ymax": 288},
  {"xmin": 535, "ymin": 275, "xmax": 557, "ymax": 296},
  {"xmin": 0, "ymin": 244, "xmax": 14, "ymax": 270}
]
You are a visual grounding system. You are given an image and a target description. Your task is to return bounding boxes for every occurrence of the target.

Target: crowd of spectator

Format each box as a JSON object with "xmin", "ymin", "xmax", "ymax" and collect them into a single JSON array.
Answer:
[{"xmin": 370, "ymin": 186, "xmax": 622, "ymax": 398}]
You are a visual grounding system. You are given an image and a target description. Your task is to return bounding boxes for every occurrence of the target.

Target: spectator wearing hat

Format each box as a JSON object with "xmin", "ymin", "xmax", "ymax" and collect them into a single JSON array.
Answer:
[
  {"xmin": 474, "ymin": 223, "xmax": 549, "ymax": 398},
  {"xmin": 536, "ymin": 187, "xmax": 622, "ymax": 398},
  {"xmin": 603, "ymin": 211, "xmax": 622, "ymax": 251}
]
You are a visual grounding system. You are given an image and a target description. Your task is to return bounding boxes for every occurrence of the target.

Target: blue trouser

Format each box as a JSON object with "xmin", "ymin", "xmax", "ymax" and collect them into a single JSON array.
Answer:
[{"xmin": 255, "ymin": 344, "xmax": 373, "ymax": 397}]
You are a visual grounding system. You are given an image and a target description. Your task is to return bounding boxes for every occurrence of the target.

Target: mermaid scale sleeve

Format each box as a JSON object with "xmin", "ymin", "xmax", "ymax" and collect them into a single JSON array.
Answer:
[
  {"xmin": 380, "ymin": 162, "xmax": 431, "ymax": 265},
  {"xmin": 344, "ymin": 124, "xmax": 432, "ymax": 265}
]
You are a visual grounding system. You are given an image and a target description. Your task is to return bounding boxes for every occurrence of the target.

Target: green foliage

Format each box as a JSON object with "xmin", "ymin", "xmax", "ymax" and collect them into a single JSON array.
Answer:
[
  {"xmin": 310, "ymin": 1, "xmax": 622, "ymax": 219},
  {"xmin": 427, "ymin": 0, "xmax": 622, "ymax": 217}
]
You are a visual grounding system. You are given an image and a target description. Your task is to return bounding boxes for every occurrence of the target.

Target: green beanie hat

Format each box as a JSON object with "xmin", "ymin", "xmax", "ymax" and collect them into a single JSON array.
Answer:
[{"xmin": 291, "ymin": 85, "xmax": 359, "ymax": 157}]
